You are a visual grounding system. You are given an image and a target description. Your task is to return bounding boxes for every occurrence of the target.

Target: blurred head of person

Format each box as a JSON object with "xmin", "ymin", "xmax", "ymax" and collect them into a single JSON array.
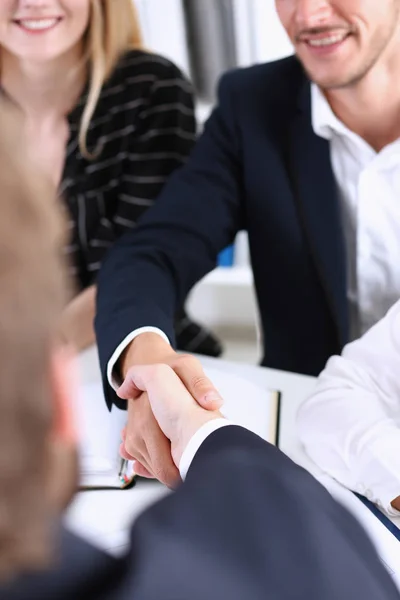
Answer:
[
  {"xmin": 0, "ymin": 0, "xmax": 144, "ymax": 156},
  {"xmin": 275, "ymin": 0, "xmax": 400, "ymax": 89},
  {"xmin": 0, "ymin": 103, "xmax": 78, "ymax": 581}
]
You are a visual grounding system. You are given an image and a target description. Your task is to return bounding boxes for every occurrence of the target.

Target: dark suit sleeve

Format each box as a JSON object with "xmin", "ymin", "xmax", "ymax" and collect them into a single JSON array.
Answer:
[
  {"xmin": 118, "ymin": 427, "xmax": 399, "ymax": 600},
  {"xmin": 95, "ymin": 71, "xmax": 244, "ymax": 408}
]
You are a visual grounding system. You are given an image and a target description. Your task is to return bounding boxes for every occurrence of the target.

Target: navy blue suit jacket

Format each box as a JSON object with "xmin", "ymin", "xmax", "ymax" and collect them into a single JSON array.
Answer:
[
  {"xmin": 96, "ymin": 56, "xmax": 348, "ymax": 408},
  {"xmin": 2, "ymin": 428, "xmax": 398, "ymax": 600}
]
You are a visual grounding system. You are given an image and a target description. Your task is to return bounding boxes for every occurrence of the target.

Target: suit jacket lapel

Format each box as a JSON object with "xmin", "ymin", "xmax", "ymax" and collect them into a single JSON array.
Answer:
[{"xmin": 285, "ymin": 79, "xmax": 348, "ymax": 348}]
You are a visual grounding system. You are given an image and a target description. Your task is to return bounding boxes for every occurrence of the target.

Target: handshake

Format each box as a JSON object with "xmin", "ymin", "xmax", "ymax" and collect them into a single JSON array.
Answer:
[{"xmin": 117, "ymin": 333, "xmax": 225, "ymax": 486}]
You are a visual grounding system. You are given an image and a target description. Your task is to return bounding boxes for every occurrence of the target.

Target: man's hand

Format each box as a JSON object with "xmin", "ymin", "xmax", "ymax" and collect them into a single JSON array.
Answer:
[
  {"xmin": 391, "ymin": 496, "xmax": 400, "ymax": 512},
  {"xmin": 117, "ymin": 333, "xmax": 223, "ymax": 487},
  {"xmin": 118, "ymin": 364, "xmax": 224, "ymax": 468},
  {"xmin": 119, "ymin": 390, "xmax": 181, "ymax": 485}
]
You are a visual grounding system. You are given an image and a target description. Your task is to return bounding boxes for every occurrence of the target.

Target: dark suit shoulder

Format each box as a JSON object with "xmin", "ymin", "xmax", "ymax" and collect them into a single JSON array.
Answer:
[
  {"xmin": 0, "ymin": 528, "xmax": 123, "ymax": 600},
  {"xmin": 218, "ymin": 55, "xmax": 307, "ymax": 120},
  {"xmin": 222, "ymin": 55, "xmax": 304, "ymax": 95}
]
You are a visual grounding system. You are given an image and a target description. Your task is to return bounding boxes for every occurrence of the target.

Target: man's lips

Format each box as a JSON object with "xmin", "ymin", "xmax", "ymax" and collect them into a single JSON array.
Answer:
[{"xmin": 297, "ymin": 30, "xmax": 352, "ymax": 48}]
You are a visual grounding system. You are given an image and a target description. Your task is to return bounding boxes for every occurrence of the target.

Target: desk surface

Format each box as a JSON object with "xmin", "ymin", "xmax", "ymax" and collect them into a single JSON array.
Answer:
[{"xmin": 66, "ymin": 346, "xmax": 317, "ymax": 554}]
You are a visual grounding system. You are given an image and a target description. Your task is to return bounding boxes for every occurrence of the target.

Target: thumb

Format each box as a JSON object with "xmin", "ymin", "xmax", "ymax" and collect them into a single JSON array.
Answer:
[{"xmin": 172, "ymin": 356, "xmax": 223, "ymax": 410}]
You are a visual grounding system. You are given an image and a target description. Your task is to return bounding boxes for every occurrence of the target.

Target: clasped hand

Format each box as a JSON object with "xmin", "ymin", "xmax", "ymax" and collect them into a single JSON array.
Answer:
[{"xmin": 118, "ymin": 354, "xmax": 223, "ymax": 488}]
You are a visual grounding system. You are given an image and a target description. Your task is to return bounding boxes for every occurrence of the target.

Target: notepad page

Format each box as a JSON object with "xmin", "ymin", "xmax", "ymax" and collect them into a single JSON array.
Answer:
[
  {"xmin": 203, "ymin": 367, "xmax": 279, "ymax": 444},
  {"xmin": 73, "ymin": 381, "xmax": 128, "ymax": 486}
]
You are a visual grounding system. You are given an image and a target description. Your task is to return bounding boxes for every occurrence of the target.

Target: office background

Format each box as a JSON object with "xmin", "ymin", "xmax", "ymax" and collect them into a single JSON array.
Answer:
[{"xmin": 135, "ymin": 1, "xmax": 293, "ymax": 361}]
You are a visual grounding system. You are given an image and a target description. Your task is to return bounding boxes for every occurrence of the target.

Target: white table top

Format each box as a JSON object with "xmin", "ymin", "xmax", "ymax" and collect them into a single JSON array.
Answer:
[{"xmin": 65, "ymin": 346, "xmax": 317, "ymax": 554}]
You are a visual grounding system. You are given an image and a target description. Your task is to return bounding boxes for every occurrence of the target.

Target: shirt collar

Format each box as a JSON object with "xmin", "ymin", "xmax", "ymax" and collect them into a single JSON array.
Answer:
[{"xmin": 311, "ymin": 83, "xmax": 350, "ymax": 140}]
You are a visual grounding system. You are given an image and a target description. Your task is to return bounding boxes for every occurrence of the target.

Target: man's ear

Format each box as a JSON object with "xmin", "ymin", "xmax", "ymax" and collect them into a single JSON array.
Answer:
[{"xmin": 50, "ymin": 345, "xmax": 79, "ymax": 446}]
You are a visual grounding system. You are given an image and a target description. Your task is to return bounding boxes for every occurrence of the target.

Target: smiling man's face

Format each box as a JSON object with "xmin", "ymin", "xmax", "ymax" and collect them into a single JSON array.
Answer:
[{"xmin": 275, "ymin": 0, "xmax": 400, "ymax": 89}]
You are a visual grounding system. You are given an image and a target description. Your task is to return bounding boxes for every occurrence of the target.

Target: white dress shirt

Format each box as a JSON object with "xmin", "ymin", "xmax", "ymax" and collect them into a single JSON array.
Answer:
[
  {"xmin": 298, "ymin": 299, "xmax": 400, "ymax": 516},
  {"xmin": 311, "ymin": 84, "xmax": 400, "ymax": 340},
  {"xmin": 108, "ymin": 83, "xmax": 400, "ymax": 386}
]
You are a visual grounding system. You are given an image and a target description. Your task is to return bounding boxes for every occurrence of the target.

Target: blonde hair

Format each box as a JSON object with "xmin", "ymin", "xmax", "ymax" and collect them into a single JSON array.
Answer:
[
  {"xmin": 0, "ymin": 103, "xmax": 67, "ymax": 580},
  {"xmin": 80, "ymin": 0, "xmax": 144, "ymax": 158}
]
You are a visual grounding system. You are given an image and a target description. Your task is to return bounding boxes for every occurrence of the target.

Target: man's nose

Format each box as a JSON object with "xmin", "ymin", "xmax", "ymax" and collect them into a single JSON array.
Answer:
[{"xmin": 294, "ymin": 0, "xmax": 334, "ymax": 30}]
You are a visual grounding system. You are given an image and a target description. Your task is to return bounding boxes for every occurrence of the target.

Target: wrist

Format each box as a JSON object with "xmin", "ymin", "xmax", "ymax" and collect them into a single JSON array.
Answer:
[
  {"xmin": 171, "ymin": 409, "xmax": 224, "ymax": 466},
  {"xmin": 121, "ymin": 333, "xmax": 175, "ymax": 377}
]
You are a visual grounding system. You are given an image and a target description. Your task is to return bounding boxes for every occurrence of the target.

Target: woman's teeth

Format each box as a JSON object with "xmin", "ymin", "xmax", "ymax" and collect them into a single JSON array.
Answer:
[{"xmin": 17, "ymin": 18, "xmax": 59, "ymax": 31}]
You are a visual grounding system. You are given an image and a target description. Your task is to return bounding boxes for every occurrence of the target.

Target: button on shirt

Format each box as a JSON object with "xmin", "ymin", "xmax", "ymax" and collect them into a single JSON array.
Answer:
[{"xmin": 311, "ymin": 84, "xmax": 400, "ymax": 340}]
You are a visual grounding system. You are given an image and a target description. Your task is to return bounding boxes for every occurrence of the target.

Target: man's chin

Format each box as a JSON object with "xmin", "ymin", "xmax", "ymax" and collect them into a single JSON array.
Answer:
[
  {"xmin": 307, "ymin": 73, "xmax": 355, "ymax": 91},
  {"xmin": 299, "ymin": 58, "xmax": 366, "ymax": 91}
]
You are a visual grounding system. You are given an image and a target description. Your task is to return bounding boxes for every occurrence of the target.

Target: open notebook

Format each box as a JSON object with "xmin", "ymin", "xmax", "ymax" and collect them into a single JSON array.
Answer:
[
  {"xmin": 75, "ymin": 382, "xmax": 135, "ymax": 490},
  {"xmin": 75, "ymin": 367, "xmax": 281, "ymax": 491}
]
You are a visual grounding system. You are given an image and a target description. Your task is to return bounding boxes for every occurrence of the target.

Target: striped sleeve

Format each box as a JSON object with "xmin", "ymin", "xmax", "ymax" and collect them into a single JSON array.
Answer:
[{"xmin": 114, "ymin": 63, "xmax": 197, "ymax": 236}]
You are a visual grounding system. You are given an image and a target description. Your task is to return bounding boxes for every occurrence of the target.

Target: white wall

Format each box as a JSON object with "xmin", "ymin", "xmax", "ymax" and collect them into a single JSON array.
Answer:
[
  {"xmin": 232, "ymin": 0, "xmax": 293, "ymax": 66},
  {"xmin": 134, "ymin": 0, "xmax": 190, "ymax": 75},
  {"xmin": 135, "ymin": 1, "xmax": 293, "ymax": 75},
  {"xmin": 250, "ymin": 0, "xmax": 293, "ymax": 62}
]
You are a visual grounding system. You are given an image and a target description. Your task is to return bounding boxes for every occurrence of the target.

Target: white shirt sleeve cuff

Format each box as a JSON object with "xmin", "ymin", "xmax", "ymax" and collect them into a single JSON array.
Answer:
[
  {"xmin": 179, "ymin": 419, "xmax": 234, "ymax": 480},
  {"xmin": 353, "ymin": 434, "xmax": 400, "ymax": 517},
  {"xmin": 106, "ymin": 327, "xmax": 170, "ymax": 391}
]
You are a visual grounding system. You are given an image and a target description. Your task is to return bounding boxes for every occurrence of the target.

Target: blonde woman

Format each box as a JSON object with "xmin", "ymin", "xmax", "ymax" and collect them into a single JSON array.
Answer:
[{"xmin": 0, "ymin": 0, "xmax": 221, "ymax": 355}]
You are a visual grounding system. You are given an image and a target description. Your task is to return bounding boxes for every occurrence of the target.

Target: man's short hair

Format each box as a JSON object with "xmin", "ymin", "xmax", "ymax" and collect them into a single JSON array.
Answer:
[{"xmin": 0, "ymin": 103, "xmax": 67, "ymax": 579}]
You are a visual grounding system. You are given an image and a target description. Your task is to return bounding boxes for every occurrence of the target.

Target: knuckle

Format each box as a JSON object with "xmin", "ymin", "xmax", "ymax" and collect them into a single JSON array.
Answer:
[
  {"xmin": 125, "ymin": 430, "xmax": 141, "ymax": 455},
  {"xmin": 153, "ymin": 464, "xmax": 174, "ymax": 485},
  {"xmin": 153, "ymin": 465, "xmax": 167, "ymax": 482},
  {"xmin": 190, "ymin": 374, "xmax": 210, "ymax": 391},
  {"xmin": 173, "ymin": 353, "xmax": 199, "ymax": 371}
]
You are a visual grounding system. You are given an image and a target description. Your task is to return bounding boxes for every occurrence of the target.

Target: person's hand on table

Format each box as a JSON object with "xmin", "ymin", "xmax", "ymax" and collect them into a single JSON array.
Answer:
[
  {"xmin": 391, "ymin": 496, "xmax": 400, "ymax": 512},
  {"xmin": 119, "ymin": 363, "xmax": 224, "ymax": 470},
  {"xmin": 59, "ymin": 286, "xmax": 97, "ymax": 352},
  {"xmin": 117, "ymin": 333, "xmax": 223, "ymax": 488}
]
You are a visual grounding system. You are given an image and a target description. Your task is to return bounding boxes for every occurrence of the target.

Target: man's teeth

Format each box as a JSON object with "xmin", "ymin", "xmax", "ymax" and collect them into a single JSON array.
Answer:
[
  {"xmin": 308, "ymin": 34, "xmax": 347, "ymax": 47},
  {"xmin": 18, "ymin": 18, "xmax": 59, "ymax": 30}
]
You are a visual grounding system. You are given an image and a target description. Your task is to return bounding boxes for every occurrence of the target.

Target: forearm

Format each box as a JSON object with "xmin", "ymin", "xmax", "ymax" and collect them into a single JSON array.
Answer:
[
  {"xmin": 60, "ymin": 285, "xmax": 96, "ymax": 352},
  {"xmin": 298, "ymin": 302, "xmax": 400, "ymax": 513},
  {"xmin": 95, "ymin": 237, "xmax": 181, "ymax": 377},
  {"xmin": 120, "ymin": 332, "xmax": 174, "ymax": 377},
  {"xmin": 95, "ymin": 81, "xmax": 244, "ymax": 384}
]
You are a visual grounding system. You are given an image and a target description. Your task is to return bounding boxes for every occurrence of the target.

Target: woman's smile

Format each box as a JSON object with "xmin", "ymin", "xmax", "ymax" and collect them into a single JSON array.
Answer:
[{"xmin": 13, "ymin": 17, "xmax": 63, "ymax": 34}]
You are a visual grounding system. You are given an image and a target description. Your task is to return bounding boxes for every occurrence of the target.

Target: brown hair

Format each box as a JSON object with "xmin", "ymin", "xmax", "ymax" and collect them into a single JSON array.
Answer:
[
  {"xmin": 0, "ymin": 103, "xmax": 67, "ymax": 579},
  {"xmin": 80, "ymin": 0, "xmax": 144, "ymax": 157}
]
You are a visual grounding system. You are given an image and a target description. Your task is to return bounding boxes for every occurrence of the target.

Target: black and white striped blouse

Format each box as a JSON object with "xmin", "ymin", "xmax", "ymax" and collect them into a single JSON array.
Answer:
[{"xmin": 63, "ymin": 49, "xmax": 196, "ymax": 289}]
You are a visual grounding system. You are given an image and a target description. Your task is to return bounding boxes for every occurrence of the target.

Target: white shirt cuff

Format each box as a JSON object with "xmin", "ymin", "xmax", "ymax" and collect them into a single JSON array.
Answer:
[
  {"xmin": 106, "ymin": 327, "xmax": 170, "ymax": 391},
  {"xmin": 353, "ymin": 433, "xmax": 400, "ymax": 517},
  {"xmin": 179, "ymin": 419, "xmax": 234, "ymax": 480}
]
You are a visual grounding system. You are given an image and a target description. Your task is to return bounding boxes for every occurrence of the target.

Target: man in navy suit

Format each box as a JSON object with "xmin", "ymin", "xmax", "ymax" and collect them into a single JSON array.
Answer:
[{"xmin": 96, "ymin": 0, "xmax": 400, "ymax": 486}]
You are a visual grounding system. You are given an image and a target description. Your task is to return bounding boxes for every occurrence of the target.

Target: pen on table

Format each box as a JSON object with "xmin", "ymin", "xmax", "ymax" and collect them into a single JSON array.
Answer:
[{"xmin": 119, "ymin": 458, "xmax": 128, "ymax": 477}]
